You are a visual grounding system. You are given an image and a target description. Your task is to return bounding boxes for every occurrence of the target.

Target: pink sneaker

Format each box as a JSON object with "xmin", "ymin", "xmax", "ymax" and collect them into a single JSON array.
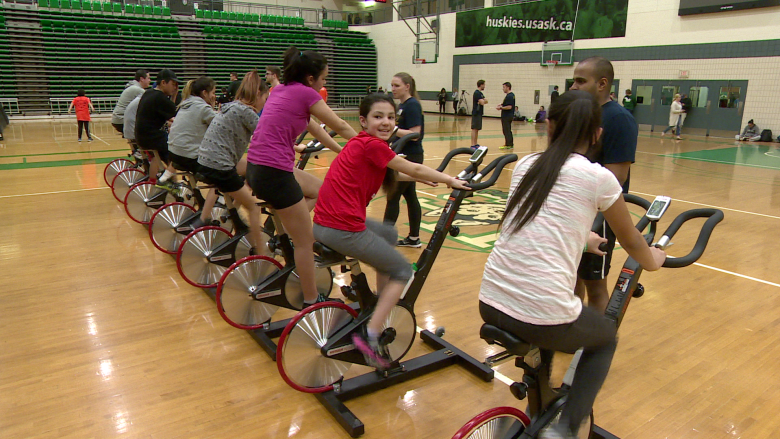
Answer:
[{"xmin": 352, "ymin": 333, "xmax": 391, "ymax": 370}]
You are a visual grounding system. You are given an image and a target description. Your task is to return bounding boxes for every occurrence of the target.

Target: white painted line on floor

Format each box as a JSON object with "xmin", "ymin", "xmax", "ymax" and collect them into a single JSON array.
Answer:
[
  {"xmin": 91, "ymin": 134, "xmax": 111, "ymax": 146},
  {"xmin": 631, "ymin": 190, "xmax": 780, "ymax": 220},
  {"xmin": 693, "ymin": 263, "xmax": 780, "ymax": 288},
  {"xmin": 0, "ymin": 187, "xmax": 109, "ymax": 198}
]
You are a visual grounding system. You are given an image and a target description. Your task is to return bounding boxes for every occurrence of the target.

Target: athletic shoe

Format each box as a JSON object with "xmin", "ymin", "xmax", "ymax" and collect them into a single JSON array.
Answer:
[
  {"xmin": 78, "ymin": 138, "xmax": 82, "ymax": 142},
  {"xmin": 155, "ymin": 180, "xmax": 176, "ymax": 192},
  {"xmin": 499, "ymin": 145, "xmax": 514, "ymax": 150},
  {"xmin": 88, "ymin": 137, "xmax": 94, "ymax": 142},
  {"xmin": 352, "ymin": 333, "xmax": 391, "ymax": 370},
  {"xmin": 539, "ymin": 424, "xmax": 575, "ymax": 439},
  {"xmin": 397, "ymin": 236, "xmax": 422, "ymax": 248},
  {"xmin": 132, "ymin": 150, "xmax": 144, "ymax": 160},
  {"xmin": 676, "ymin": 136, "xmax": 683, "ymax": 140},
  {"xmin": 470, "ymin": 144, "xmax": 479, "ymax": 150}
]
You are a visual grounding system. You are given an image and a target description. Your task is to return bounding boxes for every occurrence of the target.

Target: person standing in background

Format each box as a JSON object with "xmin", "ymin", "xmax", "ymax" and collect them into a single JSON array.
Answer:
[
  {"xmin": 68, "ymin": 88, "xmax": 95, "ymax": 142},
  {"xmin": 570, "ymin": 56, "xmax": 638, "ymax": 313},
  {"xmin": 497, "ymin": 82, "xmax": 515, "ymax": 149},
  {"xmin": 227, "ymin": 72, "xmax": 241, "ymax": 100},
  {"xmin": 438, "ymin": 88, "xmax": 447, "ymax": 114},
  {"xmin": 551, "ymin": 85, "xmax": 560, "ymax": 103},
  {"xmin": 452, "ymin": 87, "xmax": 459, "ymax": 114},
  {"xmin": 265, "ymin": 66, "xmax": 281, "ymax": 93},
  {"xmin": 622, "ymin": 89, "xmax": 636, "ymax": 114},
  {"xmin": 471, "ymin": 79, "xmax": 487, "ymax": 149}
]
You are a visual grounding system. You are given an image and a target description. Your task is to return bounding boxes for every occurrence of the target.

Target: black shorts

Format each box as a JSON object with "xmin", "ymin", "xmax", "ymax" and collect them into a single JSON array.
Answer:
[
  {"xmin": 577, "ymin": 215, "xmax": 617, "ymax": 280},
  {"xmin": 169, "ymin": 152, "xmax": 199, "ymax": 174},
  {"xmin": 471, "ymin": 115, "xmax": 483, "ymax": 130},
  {"xmin": 136, "ymin": 136, "xmax": 169, "ymax": 163},
  {"xmin": 246, "ymin": 163, "xmax": 304, "ymax": 210},
  {"xmin": 112, "ymin": 123, "xmax": 124, "ymax": 136},
  {"xmin": 197, "ymin": 164, "xmax": 245, "ymax": 193}
]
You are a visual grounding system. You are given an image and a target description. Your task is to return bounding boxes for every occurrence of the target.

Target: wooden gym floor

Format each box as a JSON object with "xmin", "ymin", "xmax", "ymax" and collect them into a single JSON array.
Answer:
[{"xmin": 1, "ymin": 113, "xmax": 779, "ymax": 439}]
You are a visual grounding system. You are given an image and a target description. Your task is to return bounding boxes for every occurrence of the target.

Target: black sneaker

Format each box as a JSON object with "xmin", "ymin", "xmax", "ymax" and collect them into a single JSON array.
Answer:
[{"xmin": 397, "ymin": 237, "xmax": 422, "ymax": 248}]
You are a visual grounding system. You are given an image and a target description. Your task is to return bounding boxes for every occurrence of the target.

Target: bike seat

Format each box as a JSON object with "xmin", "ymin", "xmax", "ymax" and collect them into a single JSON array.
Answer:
[
  {"xmin": 313, "ymin": 242, "xmax": 346, "ymax": 265},
  {"xmin": 480, "ymin": 324, "xmax": 533, "ymax": 357}
]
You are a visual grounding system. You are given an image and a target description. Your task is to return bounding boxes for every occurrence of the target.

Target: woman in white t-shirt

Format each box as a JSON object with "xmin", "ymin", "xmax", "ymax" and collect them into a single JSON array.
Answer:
[{"xmin": 479, "ymin": 90, "xmax": 666, "ymax": 439}]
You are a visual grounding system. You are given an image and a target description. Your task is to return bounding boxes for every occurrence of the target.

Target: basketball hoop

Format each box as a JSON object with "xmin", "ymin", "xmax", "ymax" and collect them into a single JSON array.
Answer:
[
  {"xmin": 413, "ymin": 58, "xmax": 426, "ymax": 65},
  {"xmin": 544, "ymin": 60, "xmax": 559, "ymax": 71}
]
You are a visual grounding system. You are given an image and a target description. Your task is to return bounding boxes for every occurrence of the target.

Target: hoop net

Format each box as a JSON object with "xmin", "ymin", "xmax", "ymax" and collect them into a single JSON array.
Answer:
[
  {"xmin": 544, "ymin": 60, "xmax": 559, "ymax": 70},
  {"xmin": 413, "ymin": 58, "xmax": 426, "ymax": 65}
]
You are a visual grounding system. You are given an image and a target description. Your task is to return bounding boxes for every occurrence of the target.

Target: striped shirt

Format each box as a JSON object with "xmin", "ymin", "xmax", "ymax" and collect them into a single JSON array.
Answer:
[{"xmin": 479, "ymin": 153, "xmax": 622, "ymax": 325}]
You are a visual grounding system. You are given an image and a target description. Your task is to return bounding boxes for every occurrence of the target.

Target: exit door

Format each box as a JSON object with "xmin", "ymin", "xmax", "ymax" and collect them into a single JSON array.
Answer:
[{"xmin": 631, "ymin": 79, "xmax": 747, "ymax": 137}]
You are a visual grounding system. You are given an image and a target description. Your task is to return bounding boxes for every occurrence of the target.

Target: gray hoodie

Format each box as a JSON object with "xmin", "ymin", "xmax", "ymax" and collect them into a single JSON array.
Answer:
[
  {"xmin": 168, "ymin": 96, "xmax": 217, "ymax": 159},
  {"xmin": 111, "ymin": 80, "xmax": 145, "ymax": 125}
]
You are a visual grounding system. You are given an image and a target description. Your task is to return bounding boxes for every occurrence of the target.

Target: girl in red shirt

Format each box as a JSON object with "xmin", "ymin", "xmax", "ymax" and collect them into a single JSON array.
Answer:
[
  {"xmin": 68, "ymin": 89, "xmax": 95, "ymax": 142},
  {"xmin": 312, "ymin": 94, "xmax": 469, "ymax": 369}
]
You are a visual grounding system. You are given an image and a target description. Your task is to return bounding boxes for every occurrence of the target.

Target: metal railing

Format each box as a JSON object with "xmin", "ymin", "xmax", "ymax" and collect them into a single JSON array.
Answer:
[
  {"xmin": 2, "ymin": 0, "xmax": 485, "ymax": 25},
  {"xmin": 397, "ymin": 0, "xmax": 484, "ymax": 18},
  {"xmin": 0, "ymin": 98, "xmax": 21, "ymax": 115},
  {"xmin": 49, "ymin": 97, "xmax": 119, "ymax": 115},
  {"xmin": 337, "ymin": 94, "xmax": 364, "ymax": 109}
]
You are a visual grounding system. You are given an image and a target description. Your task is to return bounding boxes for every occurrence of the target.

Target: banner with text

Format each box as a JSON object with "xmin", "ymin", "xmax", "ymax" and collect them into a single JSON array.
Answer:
[{"xmin": 455, "ymin": 0, "xmax": 628, "ymax": 48}]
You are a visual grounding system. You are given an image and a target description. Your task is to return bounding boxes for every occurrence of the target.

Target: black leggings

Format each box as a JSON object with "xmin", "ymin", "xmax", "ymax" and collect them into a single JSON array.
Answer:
[
  {"xmin": 78, "ymin": 120, "xmax": 91, "ymax": 139},
  {"xmin": 479, "ymin": 301, "xmax": 617, "ymax": 436},
  {"xmin": 439, "ymin": 101, "xmax": 446, "ymax": 113},
  {"xmin": 383, "ymin": 153, "xmax": 423, "ymax": 237}
]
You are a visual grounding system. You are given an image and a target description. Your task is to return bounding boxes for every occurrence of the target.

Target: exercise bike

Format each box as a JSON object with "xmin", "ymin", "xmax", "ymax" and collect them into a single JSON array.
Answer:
[
  {"xmin": 175, "ymin": 130, "xmax": 338, "ymax": 289},
  {"xmin": 146, "ymin": 126, "xmax": 332, "ymax": 254},
  {"xmin": 451, "ymin": 195, "xmax": 723, "ymax": 439},
  {"xmin": 147, "ymin": 171, "xmax": 234, "ymax": 254},
  {"xmin": 104, "ymin": 141, "xmax": 148, "ymax": 191},
  {"xmin": 275, "ymin": 147, "xmax": 518, "ymax": 437},
  {"xmin": 214, "ymin": 132, "xmax": 421, "ymax": 361}
]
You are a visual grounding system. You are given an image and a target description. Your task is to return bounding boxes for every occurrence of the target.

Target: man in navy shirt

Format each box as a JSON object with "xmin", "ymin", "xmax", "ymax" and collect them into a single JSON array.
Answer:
[
  {"xmin": 570, "ymin": 56, "xmax": 638, "ymax": 313},
  {"xmin": 471, "ymin": 80, "xmax": 488, "ymax": 149},
  {"xmin": 496, "ymin": 82, "xmax": 515, "ymax": 149}
]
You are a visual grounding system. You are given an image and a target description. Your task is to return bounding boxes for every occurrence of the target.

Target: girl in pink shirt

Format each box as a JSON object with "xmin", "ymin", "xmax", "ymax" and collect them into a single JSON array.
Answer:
[{"xmin": 246, "ymin": 47, "xmax": 358, "ymax": 306}]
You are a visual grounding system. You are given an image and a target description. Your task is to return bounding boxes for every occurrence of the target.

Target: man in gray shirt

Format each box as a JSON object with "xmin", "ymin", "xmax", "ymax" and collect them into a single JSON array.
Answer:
[{"xmin": 111, "ymin": 69, "xmax": 150, "ymax": 135}]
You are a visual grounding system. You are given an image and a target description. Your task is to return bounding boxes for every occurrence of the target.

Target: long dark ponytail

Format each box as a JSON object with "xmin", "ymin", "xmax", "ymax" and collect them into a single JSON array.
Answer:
[
  {"xmin": 500, "ymin": 90, "xmax": 603, "ymax": 234},
  {"xmin": 282, "ymin": 46, "xmax": 328, "ymax": 86}
]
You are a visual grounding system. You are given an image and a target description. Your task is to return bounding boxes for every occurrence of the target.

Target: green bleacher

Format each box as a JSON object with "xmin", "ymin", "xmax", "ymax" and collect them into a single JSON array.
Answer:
[
  {"xmin": 0, "ymin": 9, "xmax": 15, "ymax": 96},
  {"xmin": 0, "ymin": 2, "xmax": 377, "ymax": 109},
  {"xmin": 201, "ymin": 23, "xmax": 317, "ymax": 81},
  {"xmin": 38, "ymin": 0, "xmax": 171, "ymax": 17},
  {"xmin": 39, "ymin": 15, "xmax": 183, "ymax": 97}
]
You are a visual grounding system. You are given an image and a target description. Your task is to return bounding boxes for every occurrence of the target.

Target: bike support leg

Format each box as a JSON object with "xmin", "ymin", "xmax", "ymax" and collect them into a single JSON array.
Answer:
[{"xmin": 314, "ymin": 330, "xmax": 494, "ymax": 437}]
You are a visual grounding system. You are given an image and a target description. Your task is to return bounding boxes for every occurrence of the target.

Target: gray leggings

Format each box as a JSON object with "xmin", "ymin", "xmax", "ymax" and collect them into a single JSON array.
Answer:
[
  {"xmin": 313, "ymin": 219, "xmax": 412, "ymax": 282},
  {"xmin": 479, "ymin": 302, "xmax": 617, "ymax": 436}
]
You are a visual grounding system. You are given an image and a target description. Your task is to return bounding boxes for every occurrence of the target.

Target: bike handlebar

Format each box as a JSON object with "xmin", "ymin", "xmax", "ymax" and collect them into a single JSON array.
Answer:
[
  {"xmin": 468, "ymin": 154, "xmax": 518, "ymax": 191},
  {"xmin": 301, "ymin": 130, "xmax": 337, "ymax": 154},
  {"xmin": 659, "ymin": 208, "xmax": 723, "ymax": 268},
  {"xmin": 391, "ymin": 132, "xmax": 421, "ymax": 154},
  {"xmin": 435, "ymin": 147, "xmax": 476, "ymax": 172}
]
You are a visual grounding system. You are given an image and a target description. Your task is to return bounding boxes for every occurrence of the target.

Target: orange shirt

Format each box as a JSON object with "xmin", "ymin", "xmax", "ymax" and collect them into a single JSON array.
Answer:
[
  {"xmin": 72, "ymin": 96, "xmax": 91, "ymax": 121},
  {"xmin": 319, "ymin": 87, "xmax": 328, "ymax": 103}
]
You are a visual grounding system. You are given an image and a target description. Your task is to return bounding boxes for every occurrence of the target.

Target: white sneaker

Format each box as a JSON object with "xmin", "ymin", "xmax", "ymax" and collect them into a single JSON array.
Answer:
[{"xmin": 539, "ymin": 425, "xmax": 575, "ymax": 439}]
